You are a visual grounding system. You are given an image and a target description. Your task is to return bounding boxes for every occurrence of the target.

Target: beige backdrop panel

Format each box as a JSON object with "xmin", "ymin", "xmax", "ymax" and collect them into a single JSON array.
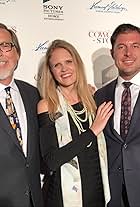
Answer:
[{"xmin": 0, "ymin": 0, "xmax": 139, "ymax": 88}]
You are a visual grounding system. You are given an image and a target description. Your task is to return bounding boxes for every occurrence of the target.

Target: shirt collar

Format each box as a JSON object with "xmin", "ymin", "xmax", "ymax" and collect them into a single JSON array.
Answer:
[
  {"xmin": 0, "ymin": 78, "xmax": 18, "ymax": 93},
  {"xmin": 130, "ymin": 72, "xmax": 140, "ymax": 86},
  {"xmin": 117, "ymin": 72, "xmax": 140, "ymax": 87}
]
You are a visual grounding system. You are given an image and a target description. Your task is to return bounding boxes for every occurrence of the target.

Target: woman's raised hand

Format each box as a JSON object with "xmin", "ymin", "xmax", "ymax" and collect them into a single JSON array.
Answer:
[{"xmin": 90, "ymin": 101, "xmax": 114, "ymax": 136}]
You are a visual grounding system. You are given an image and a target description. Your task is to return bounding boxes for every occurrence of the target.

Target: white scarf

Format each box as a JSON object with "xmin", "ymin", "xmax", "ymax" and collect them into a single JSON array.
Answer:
[{"xmin": 55, "ymin": 90, "xmax": 110, "ymax": 207}]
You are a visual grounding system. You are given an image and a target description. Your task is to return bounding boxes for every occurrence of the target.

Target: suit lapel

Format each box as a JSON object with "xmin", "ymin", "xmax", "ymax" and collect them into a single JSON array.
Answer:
[
  {"xmin": 105, "ymin": 79, "xmax": 124, "ymax": 143},
  {"xmin": 15, "ymin": 81, "xmax": 36, "ymax": 159},
  {"xmin": 126, "ymin": 91, "xmax": 140, "ymax": 142}
]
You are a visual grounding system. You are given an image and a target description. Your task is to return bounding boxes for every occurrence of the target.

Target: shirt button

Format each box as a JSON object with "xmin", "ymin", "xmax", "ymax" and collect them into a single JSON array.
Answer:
[{"xmin": 123, "ymin": 143, "xmax": 128, "ymax": 149}]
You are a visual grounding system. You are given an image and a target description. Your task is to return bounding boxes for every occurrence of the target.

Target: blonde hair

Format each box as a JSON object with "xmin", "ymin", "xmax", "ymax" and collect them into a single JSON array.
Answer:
[{"xmin": 37, "ymin": 39, "xmax": 96, "ymax": 118}]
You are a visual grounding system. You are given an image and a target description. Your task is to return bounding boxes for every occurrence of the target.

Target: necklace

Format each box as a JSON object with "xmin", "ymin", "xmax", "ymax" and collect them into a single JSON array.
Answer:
[
  {"xmin": 57, "ymin": 87, "xmax": 89, "ymax": 134},
  {"xmin": 67, "ymin": 102, "xmax": 88, "ymax": 134}
]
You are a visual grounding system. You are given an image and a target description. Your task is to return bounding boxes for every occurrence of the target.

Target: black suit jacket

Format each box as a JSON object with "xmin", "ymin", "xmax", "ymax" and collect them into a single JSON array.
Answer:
[
  {"xmin": 0, "ymin": 79, "xmax": 43, "ymax": 207},
  {"xmin": 94, "ymin": 79, "xmax": 140, "ymax": 207}
]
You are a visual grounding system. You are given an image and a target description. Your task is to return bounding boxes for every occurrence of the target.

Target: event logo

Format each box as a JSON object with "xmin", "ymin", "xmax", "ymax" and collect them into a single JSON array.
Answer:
[
  {"xmin": 34, "ymin": 41, "xmax": 49, "ymax": 53},
  {"xmin": 43, "ymin": 0, "xmax": 64, "ymax": 21},
  {"xmin": 43, "ymin": 0, "xmax": 50, "ymax": 3},
  {"xmin": 89, "ymin": 0, "xmax": 127, "ymax": 13},
  {"xmin": 0, "ymin": 0, "xmax": 15, "ymax": 5},
  {"xmin": 88, "ymin": 30, "xmax": 112, "ymax": 44}
]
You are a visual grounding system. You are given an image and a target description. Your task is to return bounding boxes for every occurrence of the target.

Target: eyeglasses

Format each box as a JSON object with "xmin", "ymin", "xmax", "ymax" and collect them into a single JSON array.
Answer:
[{"xmin": 0, "ymin": 42, "xmax": 15, "ymax": 53}]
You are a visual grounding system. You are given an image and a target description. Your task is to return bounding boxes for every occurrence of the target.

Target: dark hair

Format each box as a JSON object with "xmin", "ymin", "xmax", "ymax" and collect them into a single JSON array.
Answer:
[
  {"xmin": 0, "ymin": 23, "xmax": 21, "ymax": 56},
  {"xmin": 111, "ymin": 23, "xmax": 140, "ymax": 49}
]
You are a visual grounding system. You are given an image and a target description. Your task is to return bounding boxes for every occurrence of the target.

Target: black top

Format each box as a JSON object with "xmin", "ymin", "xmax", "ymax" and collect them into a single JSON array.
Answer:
[{"xmin": 39, "ymin": 102, "xmax": 105, "ymax": 207}]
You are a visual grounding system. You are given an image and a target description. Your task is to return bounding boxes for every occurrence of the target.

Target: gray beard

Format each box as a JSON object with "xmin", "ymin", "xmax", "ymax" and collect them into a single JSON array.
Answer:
[
  {"xmin": 0, "ymin": 69, "xmax": 14, "ymax": 80},
  {"xmin": 0, "ymin": 64, "xmax": 17, "ymax": 80}
]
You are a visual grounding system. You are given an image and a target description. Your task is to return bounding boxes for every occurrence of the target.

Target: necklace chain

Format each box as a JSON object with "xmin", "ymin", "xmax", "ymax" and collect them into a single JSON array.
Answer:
[
  {"xmin": 57, "ymin": 87, "xmax": 89, "ymax": 134},
  {"xmin": 67, "ymin": 103, "xmax": 88, "ymax": 134}
]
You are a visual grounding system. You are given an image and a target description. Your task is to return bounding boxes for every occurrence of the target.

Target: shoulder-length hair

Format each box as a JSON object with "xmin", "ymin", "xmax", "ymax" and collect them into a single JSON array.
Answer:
[{"xmin": 37, "ymin": 39, "xmax": 96, "ymax": 118}]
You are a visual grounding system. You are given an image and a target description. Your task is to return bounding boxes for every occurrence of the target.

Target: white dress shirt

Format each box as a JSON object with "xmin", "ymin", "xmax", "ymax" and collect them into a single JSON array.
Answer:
[
  {"xmin": 0, "ymin": 79, "xmax": 27, "ymax": 156},
  {"xmin": 114, "ymin": 72, "xmax": 140, "ymax": 135}
]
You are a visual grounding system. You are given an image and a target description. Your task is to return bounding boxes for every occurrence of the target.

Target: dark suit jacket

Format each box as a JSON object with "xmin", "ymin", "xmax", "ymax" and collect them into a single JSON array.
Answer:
[
  {"xmin": 0, "ymin": 79, "xmax": 43, "ymax": 207},
  {"xmin": 94, "ymin": 79, "xmax": 140, "ymax": 207}
]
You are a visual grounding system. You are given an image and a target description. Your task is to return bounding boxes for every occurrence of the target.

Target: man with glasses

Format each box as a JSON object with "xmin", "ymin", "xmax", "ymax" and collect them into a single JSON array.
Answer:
[
  {"xmin": 0, "ymin": 23, "xmax": 43, "ymax": 207},
  {"xmin": 0, "ymin": 42, "xmax": 15, "ymax": 52}
]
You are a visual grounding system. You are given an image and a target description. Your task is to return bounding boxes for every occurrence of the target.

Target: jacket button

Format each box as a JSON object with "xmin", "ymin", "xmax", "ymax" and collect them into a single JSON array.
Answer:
[
  {"xmin": 25, "ymin": 190, "xmax": 29, "ymax": 196},
  {"xmin": 26, "ymin": 163, "xmax": 29, "ymax": 168}
]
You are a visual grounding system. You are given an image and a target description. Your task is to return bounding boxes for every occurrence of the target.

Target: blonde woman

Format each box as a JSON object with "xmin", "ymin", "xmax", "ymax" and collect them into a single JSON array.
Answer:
[{"xmin": 37, "ymin": 39, "xmax": 113, "ymax": 207}]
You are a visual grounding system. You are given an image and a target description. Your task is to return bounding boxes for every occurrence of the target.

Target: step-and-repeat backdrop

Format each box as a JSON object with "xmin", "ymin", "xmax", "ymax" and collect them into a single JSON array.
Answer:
[{"xmin": 0, "ymin": 0, "xmax": 139, "ymax": 88}]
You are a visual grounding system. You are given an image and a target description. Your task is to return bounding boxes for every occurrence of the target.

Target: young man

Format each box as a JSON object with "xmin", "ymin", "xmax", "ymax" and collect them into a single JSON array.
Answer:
[{"xmin": 94, "ymin": 23, "xmax": 140, "ymax": 207}]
